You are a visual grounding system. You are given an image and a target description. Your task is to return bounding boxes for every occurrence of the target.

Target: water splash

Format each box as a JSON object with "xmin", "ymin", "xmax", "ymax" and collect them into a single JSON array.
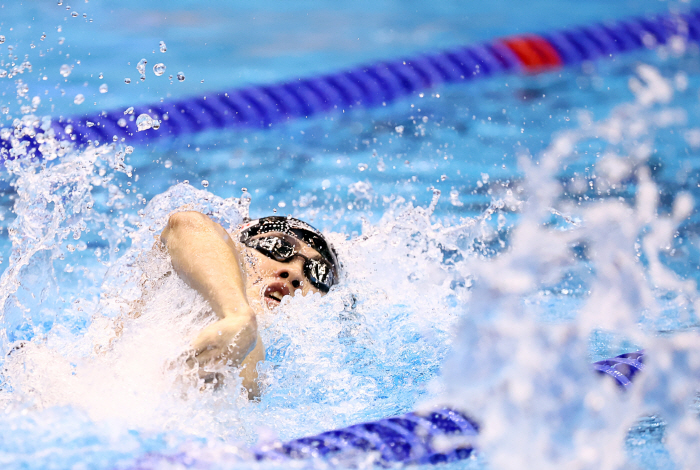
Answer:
[{"xmin": 437, "ymin": 64, "xmax": 700, "ymax": 470}]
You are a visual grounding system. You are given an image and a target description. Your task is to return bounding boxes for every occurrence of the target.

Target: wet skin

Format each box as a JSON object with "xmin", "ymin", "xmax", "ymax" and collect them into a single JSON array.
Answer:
[{"xmin": 160, "ymin": 211, "xmax": 325, "ymax": 399}]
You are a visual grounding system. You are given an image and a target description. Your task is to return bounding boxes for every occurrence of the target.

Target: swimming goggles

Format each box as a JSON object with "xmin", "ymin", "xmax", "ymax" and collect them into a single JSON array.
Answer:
[{"xmin": 239, "ymin": 217, "xmax": 339, "ymax": 292}]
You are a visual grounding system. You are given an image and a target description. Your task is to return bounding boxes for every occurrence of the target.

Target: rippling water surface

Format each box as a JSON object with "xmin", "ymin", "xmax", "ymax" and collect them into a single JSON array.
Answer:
[{"xmin": 2, "ymin": 1, "xmax": 700, "ymax": 469}]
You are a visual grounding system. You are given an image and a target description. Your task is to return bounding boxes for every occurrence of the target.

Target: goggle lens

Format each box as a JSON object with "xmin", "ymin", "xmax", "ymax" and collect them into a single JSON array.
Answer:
[{"xmin": 246, "ymin": 236, "xmax": 334, "ymax": 292}]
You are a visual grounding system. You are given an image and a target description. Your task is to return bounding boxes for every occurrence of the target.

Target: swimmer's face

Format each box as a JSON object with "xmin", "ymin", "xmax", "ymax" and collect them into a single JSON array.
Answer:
[{"xmin": 235, "ymin": 231, "xmax": 327, "ymax": 312}]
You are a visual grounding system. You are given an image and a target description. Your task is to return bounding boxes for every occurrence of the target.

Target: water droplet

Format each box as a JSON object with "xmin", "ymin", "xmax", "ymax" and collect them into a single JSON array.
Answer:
[
  {"xmin": 57, "ymin": 0, "xmax": 62, "ymax": 5},
  {"xmin": 201, "ymin": 180, "xmax": 209, "ymax": 188},
  {"xmin": 159, "ymin": 41, "xmax": 167, "ymax": 53},
  {"xmin": 40, "ymin": 33, "xmax": 46, "ymax": 41},
  {"xmin": 164, "ymin": 160, "xmax": 172, "ymax": 169},
  {"xmin": 98, "ymin": 73, "xmax": 103, "ymax": 79},
  {"xmin": 73, "ymin": 94, "xmax": 85, "ymax": 105},
  {"xmin": 153, "ymin": 63, "xmax": 166, "ymax": 77},
  {"xmin": 136, "ymin": 114, "xmax": 153, "ymax": 131},
  {"xmin": 125, "ymin": 146, "xmax": 134, "ymax": 154},
  {"xmin": 59, "ymin": 64, "xmax": 71, "ymax": 77},
  {"xmin": 117, "ymin": 118, "xmax": 126, "ymax": 127},
  {"xmin": 168, "ymin": 75, "xmax": 173, "ymax": 80},
  {"xmin": 1, "ymin": 107, "xmax": 8, "ymax": 115},
  {"xmin": 64, "ymin": 124, "xmax": 73, "ymax": 134},
  {"xmin": 441, "ymin": 175, "xmax": 447, "ymax": 181},
  {"xmin": 99, "ymin": 83, "xmax": 108, "ymax": 93},
  {"xmin": 0, "ymin": 70, "xmax": 7, "ymax": 78},
  {"xmin": 200, "ymin": 80, "xmax": 204, "ymax": 83},
  {"xmin": 71, "ymin": 12, "xmax": 78, "ymax": 17},
  {"xmin": 358, "ymin": 163, "xmax": 368, "ymax": 171},
  {"xmin": 86, "ymin": 121, "xmax": 94, "ymax": 127},
  {"xmin": 58, "ymin": 37, "xmax": 65, "ymax": 45},
  {"xmin": 124, "ymin": 78, "xmax": 131, "ymax": 84},
  {"xmin": 151, "ymin": 120, "xmax": 161, "ymax": 130},
  {"xmin": 0, "ymin": 36, "xmax": 4, "ymax": 45},
  {"xmin": 177, "ymin": 72, "xmax": 185, "ymax": 82},
  {"xmin": 124, "ymin": 106, "xmax": 134, "ymax": 115},
  {"xmin": 136, "ymin": 58, "xmax": 147, "ymax": 75},
  {"xmin": 140, "ymin": 74, "xmax": 145, "ymax": 82}
]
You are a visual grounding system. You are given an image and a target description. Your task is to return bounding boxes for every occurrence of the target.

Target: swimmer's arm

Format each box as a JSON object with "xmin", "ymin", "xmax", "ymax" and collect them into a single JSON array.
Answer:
[{"xmin": 160, "ymin": 211, "xmax": 257, "ymax": 368}]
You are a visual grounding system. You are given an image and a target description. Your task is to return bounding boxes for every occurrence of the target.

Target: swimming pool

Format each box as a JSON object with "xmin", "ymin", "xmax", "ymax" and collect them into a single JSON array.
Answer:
[{"xmin": 1, "ymin": 1, "xmax": 700, "ymax": 469}]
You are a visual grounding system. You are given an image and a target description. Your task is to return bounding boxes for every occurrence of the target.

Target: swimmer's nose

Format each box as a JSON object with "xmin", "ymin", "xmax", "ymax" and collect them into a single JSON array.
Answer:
[{"xmin": 278, "ymin": 266, "xmax": 304, "ymax": 291}]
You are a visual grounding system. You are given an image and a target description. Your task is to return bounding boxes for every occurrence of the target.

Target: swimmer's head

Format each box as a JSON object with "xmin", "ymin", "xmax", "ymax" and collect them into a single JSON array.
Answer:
[{"xmin": 236, "ymin": 216, "xmax": 339, "ymax": 311}]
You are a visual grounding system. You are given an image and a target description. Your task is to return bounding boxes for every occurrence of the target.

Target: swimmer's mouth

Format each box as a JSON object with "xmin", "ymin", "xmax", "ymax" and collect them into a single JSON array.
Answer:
[{"xmin": 264, "ymin": 283, "xmax": 290, "ymax": 308}]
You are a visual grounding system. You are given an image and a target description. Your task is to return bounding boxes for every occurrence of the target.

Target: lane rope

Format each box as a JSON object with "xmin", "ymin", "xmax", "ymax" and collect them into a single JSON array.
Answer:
[{"xmin": 1, "ymin": 9, "xmax": 699, "ymax": 158}]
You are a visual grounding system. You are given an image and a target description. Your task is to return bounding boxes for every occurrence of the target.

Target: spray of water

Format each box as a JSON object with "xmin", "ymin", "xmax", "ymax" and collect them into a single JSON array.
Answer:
[
  {"xmin": 437, "ymin": 64, "xmax": 700, "ymax": 470},
  {"xmin": 0, "ymin": 52, "xmax": 699, "ymax": 470}
]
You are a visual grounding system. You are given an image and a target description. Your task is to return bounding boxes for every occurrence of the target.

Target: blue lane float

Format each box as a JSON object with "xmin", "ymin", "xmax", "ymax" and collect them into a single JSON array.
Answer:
[
  {"xmin": 126, "ymin": 351, "xmax": 644, "ymax": 468},
  {"xmin": 1, "ymin": 9, "xmax": 700, "ymax": 158}
]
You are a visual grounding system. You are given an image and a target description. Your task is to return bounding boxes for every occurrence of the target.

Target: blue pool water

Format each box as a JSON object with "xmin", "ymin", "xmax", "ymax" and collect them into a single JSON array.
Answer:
[{"xmin": 2, "ymin": 1, "xmax": 700, "ymax": 469}]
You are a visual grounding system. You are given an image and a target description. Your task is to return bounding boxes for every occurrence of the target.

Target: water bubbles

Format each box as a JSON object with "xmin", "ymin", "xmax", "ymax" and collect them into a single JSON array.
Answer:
[
  {"xmin": 86, "ymin": 121, "xmax": 94, "ymax": 127},
  {"xmin": 395, "ymin": 125, "xmax": 405, "ymax": 134},
  {"xmin": 73, "ymin": 94, "xmax": 84, "ymax": 105},
  {"xmin": 151, "ymin": 120, "xmax": 161, "ymax": 130},
  {"xmin": 201, "ymin": 180, "xmax": 209, "ymax": 188},
  {"xmin": 124, "ymin": 78, "xmax": 131, "ymax": 84},
  {"xmin": 99, "ymin": 84, "xmax": 108, "ymax": 93},
  {"xmin": 117, "ymin": 118, "xmax": 126, "ymax": 127},
  {"xmin": 0, "ymin": 36, "xmax": 4, "ymax": 45},
  {"xmin": 176, "ymin": 72, "xmax": 185, "ymax": 82},
  {"xmin": 1, "ymin": 107, "xmax": 8, "ymax": 115},
  {"xmin": 40, "ymin": 32, "xmax": 47, "ymax": 41},
  {"xmin": 98, "ymin": 73, "xmax": 103, "ymax": 79},
  {"xmin": 163, "ymin": 159, "xmax": 172, "ymax": 169},
  {"xmin": 59, "ymin": 64, "xmax": 71, "ymax": 77},
  {"xmin": 125, "ymin": 145, "xmax": 134, "ymax": 154},
  {"xmin": 17, "ymin": 83, "xmax": 29, "ymax": 97},
  {"xmin": 124, "ymin": 106, "xmax": 134, "ymax": 115},
  {"xmin": 64, "ymin": 124, "xmax": 73, "ymax": 134},
  {"xmin": 159, "ymin": 41, "xmax": 167, "ymax": 53},
  {"xmin": 135, "ymin": 114, "xmax": 153, "ymax": 131},
  {"xmin": 31, "ymin": 96, "xmax": 41, "ymax": 108},
  {"xmin": 153, "ymin": 63, "xmax": 166, "ymax": 77},
  {"xmin": 136, "ymin": 59, "xmax": 147, "ymax": 75},
  {"xmin": 357, "ymin": 163, "xmax": 368, "ymax": 171},
  {"xmin": 0, "ymin": 70, "xmax": 7, "ymax": 78},
  {"xmin": 57, "ymin": 0, "xmax": 63, "ymax": 4},
  {"xmin": 58, "ymin": 37, "xmax": 65, "ymax": 45},
  {"xmin": 71, "ymin": 12, "xmax": 78, "ymax": 18}
]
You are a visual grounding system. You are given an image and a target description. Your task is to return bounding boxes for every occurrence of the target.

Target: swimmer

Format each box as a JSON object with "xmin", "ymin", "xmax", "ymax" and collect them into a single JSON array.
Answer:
[{"xmin": 159, "ymin": 212, "xmax": 339, "ymax": 398}]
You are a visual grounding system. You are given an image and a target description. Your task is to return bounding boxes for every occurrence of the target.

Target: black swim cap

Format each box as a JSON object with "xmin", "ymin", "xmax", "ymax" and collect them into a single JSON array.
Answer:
[{"xmin": 238, "ymin": 216, "xmax": 340, "ymax": 284}]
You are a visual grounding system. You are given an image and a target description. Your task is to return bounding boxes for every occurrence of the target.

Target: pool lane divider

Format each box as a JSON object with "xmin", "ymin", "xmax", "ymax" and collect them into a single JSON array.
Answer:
[
  {"xmin": 2, "ymin": 8, "xmax": 700, "ymax": 158},
  {"xmin": 129, "ymin": 351, "xmax": 644, "ymax": 468}
]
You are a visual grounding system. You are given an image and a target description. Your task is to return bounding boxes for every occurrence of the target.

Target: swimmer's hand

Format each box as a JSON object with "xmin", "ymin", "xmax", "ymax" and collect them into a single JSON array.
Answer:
[{"xmin": 189, "ymin": 313, "xmax": 258, "ymax": 368}]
